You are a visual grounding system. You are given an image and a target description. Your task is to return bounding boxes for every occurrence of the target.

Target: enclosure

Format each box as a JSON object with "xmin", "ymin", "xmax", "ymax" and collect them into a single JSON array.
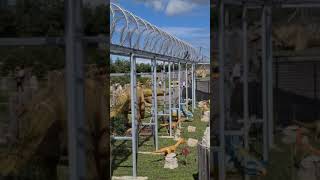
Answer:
[
  {"xmin": 110, "ymin": 3, "xmax": 210, "ymax": 179},
  {"xmin": 213, "ymin": 0, "xmax": 320, "ymax": 180}
]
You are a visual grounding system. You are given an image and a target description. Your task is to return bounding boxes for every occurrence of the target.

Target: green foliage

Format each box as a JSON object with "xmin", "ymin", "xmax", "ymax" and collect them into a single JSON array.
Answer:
[
  {"xmin": 111, "ymin": 58, "xmax": 153, "ymax": 73},
  {"xmin": 111, "ymin": 76, "xmax": 130, "ymax": 86},
  {"xmin": 137, "ymin": 77, "xmax": 150, "ymax": 85},
  {"xmin": 137, "ymin": 63, "xmax": 151, "ymax": 73},
  {"xmin": 110, "ymin": 58, "xmax": 130, "ymax": 73},
  {"xmin": 111, "ymin": 114, "xmax": 128, "ymax": 136},
  {"xmin": 0, "ymin": 0, "xmax": 107, "ymax": 37},
  {"xmin": 0, "ymin": 1, "xmax": 107, "ymax": 76},
  {"xmin": 10, "ymin": 0, "xmax": 64, "ymax": 37},
  {"xmin": 0, "ymin": 47, "xmax": 65, "ymax": 77}
]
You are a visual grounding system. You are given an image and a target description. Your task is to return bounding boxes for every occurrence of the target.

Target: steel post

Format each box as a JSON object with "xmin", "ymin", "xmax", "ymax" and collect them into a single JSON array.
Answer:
[
  {"xmin": 218, "ymin": 1, "xmax": 226, "ymax": 180},
  {"xmin": 266, "ymin": 6, "xmax": 274, "ymax": 147},
  {"xmin": 152, "ymin": 58, "xmax": 159, "ymax": 150},
  {"xmin": 178, "ymin": 62, "xmax": 181, "ymax": 127},
  {"xmin": 163, "ymin": 62, "xmax": 166, "ymax": 110},
  {"xmin": 185, "ymin": 63, "xmax": 188, "ymax": 111},
  {"xmin": 130, "ymin": 53, "xmax": 137, "ymax": 177},
  {"xmin": 192, "ymin": 63, "xmax": 196, "ymax": 111},
  {"xmin": 262, "ymin": 5, "xmax": 269, "ymax": 162},
  {"xmin": 242, "ymin": 5, "xmax": 250, "ymax": 180},
  {"xmin": 169, "ymin": 62, "xmax": 173, "ymax": 136},
  {"xmin": 65, "ymin": 0, "xmax": 85, "ymax": 179}
]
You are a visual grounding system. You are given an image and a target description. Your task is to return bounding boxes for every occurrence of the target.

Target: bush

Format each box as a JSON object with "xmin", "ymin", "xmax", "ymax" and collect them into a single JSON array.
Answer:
[
  {"xmin": 111, "ymin": 114, "xmax": 128, "ymax": 136},
  {"xmin": 110, "ymin": 76, "xmax": 130, "ymax": 86},
  {"xmin": 137, "ymin": 77, "xmax": 150, "ymax": 85}
]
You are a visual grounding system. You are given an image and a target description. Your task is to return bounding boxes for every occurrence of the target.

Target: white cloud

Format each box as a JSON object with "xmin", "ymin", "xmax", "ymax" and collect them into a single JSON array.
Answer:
[
  {"xmin": 165, "ymin": 0, "xmax": 196, "ymax": 16},
  {"xmin": 135, "ymin": 0, "xmax": 209, "ymax": 16},
  {"xmin": 135, "ymin": 0, "xmax": 165, "ymax": 11},
  {"xmin": 151, "ymin": 0, "xmax": 165, "ymax": 11}
]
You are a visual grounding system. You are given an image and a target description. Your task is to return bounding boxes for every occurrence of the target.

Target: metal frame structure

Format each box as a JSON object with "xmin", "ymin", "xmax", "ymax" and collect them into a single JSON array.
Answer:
[
  {"xmin": 0, "ymin": 1, "xmax": 107, "ymax": 180},
  {"xmin": 110, "ymin": 3, "xmax": 209, "ymax": 177},
  {"xmin": 216, "ymin": 1, "xmax": 320, "ymax": 180}
]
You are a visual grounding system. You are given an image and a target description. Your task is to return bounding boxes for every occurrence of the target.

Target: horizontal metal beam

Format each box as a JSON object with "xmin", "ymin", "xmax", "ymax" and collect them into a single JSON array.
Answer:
[
  {"xmin": 111, "ymin": 44, "xmax": 209, "ymax": 64},
  {"xmin": 111, "ymin": 72, "xmax": 152, "ymax": 77},
  {"xmin": 0, "ymin": 36, "xmax": 107, "ymax": 46},
  {"xmin": 274, "ymin": 49, "xmax": 320, "ymax": 57},
  {"xmin": 111, "ymin": 136, "xmax": 132, "ymax": 140},
  {"xmin": 221, "ymin": 0, "xmax": 320, "ymax": 8},
  {"xmin": 276, "ymin": 56, "xmax": 320, "ymax": 62},
  {"xmin": 142, "ymin": 123, "xmax": 155, "ymax": 126}
]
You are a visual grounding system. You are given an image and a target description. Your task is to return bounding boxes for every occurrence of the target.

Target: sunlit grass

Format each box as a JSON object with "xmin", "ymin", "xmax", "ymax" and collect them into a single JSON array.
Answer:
[{"xmin": 111, "ymin": 108, "xmax": 209, "ymax": 179}]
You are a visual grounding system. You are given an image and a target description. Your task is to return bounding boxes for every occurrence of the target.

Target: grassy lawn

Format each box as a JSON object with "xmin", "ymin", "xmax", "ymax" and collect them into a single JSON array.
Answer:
[
  {"xmin": 260, "ymin": 133, "xmax": 320, "ymax": 180},
  {"xmin": 111, "ymin": 107, "xmax": 209, "ymax": 179}
]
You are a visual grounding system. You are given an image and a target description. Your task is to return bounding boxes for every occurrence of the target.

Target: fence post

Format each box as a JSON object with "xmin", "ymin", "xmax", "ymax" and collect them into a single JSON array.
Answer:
[{"xmin": 198, "ymin": 143, "xmax": 210, "ymax": 180}]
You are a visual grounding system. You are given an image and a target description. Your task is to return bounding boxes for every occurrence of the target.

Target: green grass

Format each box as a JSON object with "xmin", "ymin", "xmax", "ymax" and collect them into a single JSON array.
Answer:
[
  {"xmin": 259, "ymin": 133, "xmax": 320, "ymax": 180},
  {"xmin": 111, "ymin": 108, "xmax": 209, "ymax": 179}
]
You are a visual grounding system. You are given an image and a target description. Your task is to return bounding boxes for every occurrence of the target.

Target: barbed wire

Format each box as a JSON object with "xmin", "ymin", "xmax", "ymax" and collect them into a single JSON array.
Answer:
[{"xmin": 110, "ymin": 3, "xmax": 209, "ymax": 63}]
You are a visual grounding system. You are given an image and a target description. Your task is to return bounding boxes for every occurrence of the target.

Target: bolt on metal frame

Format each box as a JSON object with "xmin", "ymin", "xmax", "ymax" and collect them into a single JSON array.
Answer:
[
  {"xmin": 216, "ymin": 1, "xmax": 320, "ymax": 180},
  {"xmin": 110, "ymin": 3, "xmax": 209, "ymax": 177}
]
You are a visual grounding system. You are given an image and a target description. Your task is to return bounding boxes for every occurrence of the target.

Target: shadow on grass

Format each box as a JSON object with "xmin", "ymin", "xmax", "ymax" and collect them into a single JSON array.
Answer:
[
  {"xmin": 192, "ymin": 173, "xmax": 198, "ymax": 180},
  {"xmin": 111, "ymin": 127, "xmax": 155, "ymax": 176}
]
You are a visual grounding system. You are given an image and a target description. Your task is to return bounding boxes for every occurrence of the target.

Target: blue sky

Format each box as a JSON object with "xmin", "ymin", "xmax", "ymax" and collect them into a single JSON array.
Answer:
[{"xmin": 110, "ymin": 0, "xmax": 210, "ymax": 63}]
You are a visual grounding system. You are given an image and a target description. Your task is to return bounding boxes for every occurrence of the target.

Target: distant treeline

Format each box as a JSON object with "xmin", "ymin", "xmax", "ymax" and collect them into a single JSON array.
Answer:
[{"xmin": 111, "ymin": 58, "xmax": 189, "ymax": 73}]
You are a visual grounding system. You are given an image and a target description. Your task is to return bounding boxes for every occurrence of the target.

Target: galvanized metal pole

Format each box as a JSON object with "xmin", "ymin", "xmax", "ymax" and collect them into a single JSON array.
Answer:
[
  {"xmin": 218, "ymin": 1, "xmax": 226, "ymax": 180},
  {"xmin": 169, "ymin": 62, "xmax": 173, "ymax": 136},
  {"xmin": 172, "ymin": 63, "xmax": 176, "ymax": 111},
  {"xmin": 262, "ymin": 5, "xmax": 269, "ymax": 162},
  {"xmin": 242, "ymin": 5, "xmax": 250, "ymax": 180},
  {"xmin": 163, "ymin": 62, "xmax": 166, "ymax": 110},
  {"xmin": 65, "ymin": 0, "xmax": 85, "ymax": 179},
  {"xmin": 130, "ymin": 53, "xmax": 137, "ymax": 177},
  {"xmin": 178, "ymin": 62, "xmax": 181, "ymax": 127},
  {"xmin": 152, "ymin": 58, "xmax": 159, "ymax": 150},
  {"xmin": 266, "ymin": 6, "xmax": 274, "ymax": 147},
  {"xmin": 192, "ymin": 63, "xmax": 196, "ymax": 111},
  {"xmin": 185, "ymin": 63, "xmax": 188, "ymax": 111}
]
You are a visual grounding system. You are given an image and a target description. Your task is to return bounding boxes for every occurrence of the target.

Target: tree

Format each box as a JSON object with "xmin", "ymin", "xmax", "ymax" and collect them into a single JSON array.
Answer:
[{"xmin": 137, "ymin": 63, "xmax": 151, "ymax": 73}]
